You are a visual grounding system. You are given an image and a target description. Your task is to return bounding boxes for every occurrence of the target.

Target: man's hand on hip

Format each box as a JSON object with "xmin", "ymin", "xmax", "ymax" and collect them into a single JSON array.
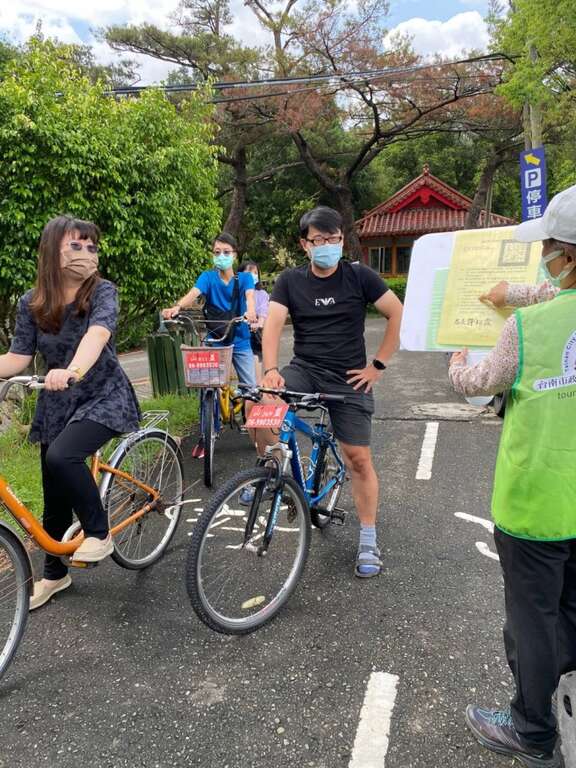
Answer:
[{"xmin": 346, "ymin": 365, "xmax": 382, "ymax": 393}]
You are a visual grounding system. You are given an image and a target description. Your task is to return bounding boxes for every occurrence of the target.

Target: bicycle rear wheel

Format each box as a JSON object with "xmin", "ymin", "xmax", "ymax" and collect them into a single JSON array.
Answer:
[
  {"xmin": 0, "ymin": 526, "xmax": 31, "ymax": 680},
  {"xmin": 202, "ymin": 389, "xmax": 218, "ymax": 488},
  {"xmin": 186, "ymin": 467, "xmax": 311, "ymax": 634},
  {"xmin": 100, "ymin": 430, "xmax": 184, "ymax": 570}
]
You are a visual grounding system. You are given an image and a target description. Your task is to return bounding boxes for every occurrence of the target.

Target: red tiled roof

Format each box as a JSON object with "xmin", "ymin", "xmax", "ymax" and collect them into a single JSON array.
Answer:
[
  {"xmin": 356, "ymin": 165, "xmax": 515, "ymax": 238},
  {"xmin": 358, "ymin": 207, "xmax": 513, "ymax": 237}
]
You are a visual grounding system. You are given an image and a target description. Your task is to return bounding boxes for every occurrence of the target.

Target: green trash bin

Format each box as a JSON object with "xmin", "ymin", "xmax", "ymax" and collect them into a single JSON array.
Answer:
[{"xmin": 147, "ymin": 323, "xmax": 197, "ymax": 397}]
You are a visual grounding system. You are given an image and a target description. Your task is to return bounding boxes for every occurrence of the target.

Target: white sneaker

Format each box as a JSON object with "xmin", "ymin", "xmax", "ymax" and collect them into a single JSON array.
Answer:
[
  {"xmin": 30, "ymin": 575, "xmax": 72, "ymax": 611},
  {"xmin": 72, "ymin": 534, "xmax": 114, "ymax": 564}
]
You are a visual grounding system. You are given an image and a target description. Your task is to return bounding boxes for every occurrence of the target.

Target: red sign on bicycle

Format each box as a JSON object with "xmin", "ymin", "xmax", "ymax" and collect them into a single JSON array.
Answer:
[
  {"xmin": 245, "ymin": 403, "xmax": 289, "ymax": 429},
  {"xmin": 183, "ymin": 350, "xmax": 221, "ymax": 370}
]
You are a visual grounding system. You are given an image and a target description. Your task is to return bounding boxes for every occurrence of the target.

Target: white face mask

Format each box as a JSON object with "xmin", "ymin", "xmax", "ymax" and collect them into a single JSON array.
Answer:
[{"xmin": 542, "ymin": 249, "xmax": 576, "ymax": 288}]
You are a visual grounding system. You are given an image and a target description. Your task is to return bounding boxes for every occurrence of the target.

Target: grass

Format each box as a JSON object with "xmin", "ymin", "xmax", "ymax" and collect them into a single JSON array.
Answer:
[{"xmin": 0, "ymin": 392, "xmax": 200, "ymax": 526}]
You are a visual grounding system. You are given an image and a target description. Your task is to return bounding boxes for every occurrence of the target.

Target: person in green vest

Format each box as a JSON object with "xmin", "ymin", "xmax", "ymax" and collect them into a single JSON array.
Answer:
[{"xmin": 449, "ymin": 183, "xmax": 576, "ymax": 768}]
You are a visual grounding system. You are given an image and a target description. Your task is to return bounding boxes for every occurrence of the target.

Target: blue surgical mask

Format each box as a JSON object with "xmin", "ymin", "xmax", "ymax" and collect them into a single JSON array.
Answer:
[
  {"xmin": 542, "ymin": 249, "xmax": 576, "ymax": 288},
  {"xmin": 213, "ymin": 254, "xmax": 234, "ymax": 271},
  {"xmin": 310, "ymin": 243, "xmax": 343, "ymax": 269}
]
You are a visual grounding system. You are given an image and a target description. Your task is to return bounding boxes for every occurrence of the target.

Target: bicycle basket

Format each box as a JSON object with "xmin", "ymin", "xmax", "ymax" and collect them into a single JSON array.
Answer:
[{"xmin": 180, "ymin": 345, "xmax": 234, "ymax": 388}]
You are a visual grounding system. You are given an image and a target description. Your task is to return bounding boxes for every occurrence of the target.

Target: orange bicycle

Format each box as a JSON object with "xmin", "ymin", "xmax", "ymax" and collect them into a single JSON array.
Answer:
[{"xmin": 0, "ymin": 375, "xmax": 184, "ymax": 680}]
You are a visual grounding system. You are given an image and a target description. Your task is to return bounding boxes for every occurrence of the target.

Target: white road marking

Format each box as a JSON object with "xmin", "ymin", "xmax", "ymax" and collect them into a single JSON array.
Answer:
[
  {"xmin": 415, "ymin": 421, "xmax": 439, "ymax": 480},
  {"xmin": 208, "ymin": 517, "xmax": 231, "ymax": 530},
  {"xmin": 454, "ymin": 512, "xmax": 494, "ymax": 533},
  {"xmin": 186, "ymin": 517, "xmax": 198, "ymax": 523},
  {"xmin": 349, "ymin": 672, "xmax": 399, "ymax": 768},
  {"xmin": 476, "ymin": 541, "xmax": 500, "ymax": 561}
]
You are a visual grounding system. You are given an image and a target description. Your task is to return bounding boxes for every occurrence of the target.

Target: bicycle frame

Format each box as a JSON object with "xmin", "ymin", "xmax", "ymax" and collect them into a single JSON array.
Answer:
[
  {"xmin": 0, "ymin": 453, "xmax": 160, "ymax": 557},
  {"xmin": 276, "ymin": 409, "xmax": 345, "ymax": 507}
]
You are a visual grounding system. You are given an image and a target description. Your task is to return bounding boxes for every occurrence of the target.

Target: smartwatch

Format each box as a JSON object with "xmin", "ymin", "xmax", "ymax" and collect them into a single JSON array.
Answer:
[{"xmin": 372, "ymin": 359, "xmax": 386, "ymax": 371}]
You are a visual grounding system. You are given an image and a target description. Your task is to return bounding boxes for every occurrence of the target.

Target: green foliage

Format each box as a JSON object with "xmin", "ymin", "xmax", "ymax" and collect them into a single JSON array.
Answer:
[
  {"xmin": 0, "ymin": 39, "xmax": 221, "ymax": 347},
  {"xmin": 355, "ymin": 133, "xmax": 521, "ymax": 222},
  {"xmin": 0, "ymin": 427, "xmax": 43, "ymax": 519},
  {"xmin": 492, "ymin": 0, "xmax": 576, "ymax": 108},
  {"xmin": 139, "ymin": 392, "xmax": 200, "ymax": 436},
  {"xmin": 385, "ymin": 277, "xmax": 407, "ymax": 304}
]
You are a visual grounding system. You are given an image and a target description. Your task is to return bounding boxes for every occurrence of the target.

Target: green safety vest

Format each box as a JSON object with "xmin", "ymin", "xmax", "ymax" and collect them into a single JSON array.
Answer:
[{"xmin": 492, "ymin": 290, "xmax": 576, "ymax": 541}]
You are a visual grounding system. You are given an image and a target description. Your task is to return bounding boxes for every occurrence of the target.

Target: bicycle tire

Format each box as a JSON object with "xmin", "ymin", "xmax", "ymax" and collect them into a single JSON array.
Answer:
[
  {"xmin": 0, "ymin": 525, "xmax": 31, "ymax": 681},
  {"xmin": 310, "ymin": 443, "xmax": 344, "ymax": 529},
  {"xmin": 203, "ymin": 389, "xmax": 217, "ymax": 488},
  {"xmin": 100, "ymin": 430, "xmax": 184, "ymax": 570},
  {"xmin": 186, "ymin": 466, "xmax": 311, "ymax": 634}
]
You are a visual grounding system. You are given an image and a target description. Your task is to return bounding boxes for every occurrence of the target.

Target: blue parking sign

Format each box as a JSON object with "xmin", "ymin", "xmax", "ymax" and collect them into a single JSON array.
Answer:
[{"xmin": 520, "ymin": 147, "xmax": 548, "ymax": 222}]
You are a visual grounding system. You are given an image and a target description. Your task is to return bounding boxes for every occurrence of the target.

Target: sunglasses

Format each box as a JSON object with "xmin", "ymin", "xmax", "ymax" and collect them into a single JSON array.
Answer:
[{"xmin": 69, "ymin": 241, "xmax": 99, "ymax": 254}]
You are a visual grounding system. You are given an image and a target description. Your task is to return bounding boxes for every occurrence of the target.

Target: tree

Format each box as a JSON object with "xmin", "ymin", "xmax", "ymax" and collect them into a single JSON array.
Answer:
[
  {"xmin": 245, "ymin": 0, "xmax": 509, "ymax": 254},
  {"xmin": 107, "ymin": 0, "xmax": 508, "ymax": 254},
  {"xmin": 0, "ymin": 40, "xmax": 221, "ymax": 349},
  {"xmin": 491, "ymin": 0, "xmax": 576, "ymax": 109}
]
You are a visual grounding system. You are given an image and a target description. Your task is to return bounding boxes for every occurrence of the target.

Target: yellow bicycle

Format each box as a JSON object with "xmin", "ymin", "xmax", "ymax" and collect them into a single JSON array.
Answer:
[{"xmin": 165, "ymin": 313, "xmax": 247, "ymax": 487}]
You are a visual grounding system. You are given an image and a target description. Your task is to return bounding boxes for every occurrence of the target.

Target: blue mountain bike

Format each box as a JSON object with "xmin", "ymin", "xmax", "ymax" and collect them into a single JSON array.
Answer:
[{"xmin": 186, "ymin": 387, "xmax": 347, "ymax": 634}]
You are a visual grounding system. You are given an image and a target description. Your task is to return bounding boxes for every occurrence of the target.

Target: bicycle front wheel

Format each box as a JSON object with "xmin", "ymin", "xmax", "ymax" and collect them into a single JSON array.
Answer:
[
  {"xmin": 186, "ymin": 467, "xmax": 311, "ymax": 634},
  {"xmin": 101, "ymin": 430, "xmax": 184, "ymax": 570},
  {"xmin": 0, "ymin": 526, "xmax": 31, "ymax": 680},
  {"xmin": 202, "ymin": 389, "xmax": 217, "ymax": 488}
]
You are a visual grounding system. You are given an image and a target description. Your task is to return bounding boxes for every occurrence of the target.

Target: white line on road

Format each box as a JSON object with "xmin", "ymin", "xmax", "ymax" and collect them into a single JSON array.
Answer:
[
  {"xmin": 454, "ymin": 512, "xmax": 494, "ymax": 533},
  {"xmin": 476, "ymin": 541, "xmax": 500, "ymax": 561},
  {"xmin": 349, "ymin": 672, "xmax": 399, "ymax": 768},
  {"xmin": 415, "ymin": 421, "xmax": 439, "ymax": 480}
]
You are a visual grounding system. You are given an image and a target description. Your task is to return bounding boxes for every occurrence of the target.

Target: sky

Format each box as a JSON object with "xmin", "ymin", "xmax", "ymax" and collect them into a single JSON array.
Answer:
[{"xmin": 0, "ymin": 0, "xmax": 492, "ymax": 84}]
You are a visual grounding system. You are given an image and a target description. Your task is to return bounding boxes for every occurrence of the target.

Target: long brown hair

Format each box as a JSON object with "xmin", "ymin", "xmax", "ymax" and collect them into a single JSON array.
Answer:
[{"xmin": 29, "ymin": 215, "xmax": 101, "ymax": 333}]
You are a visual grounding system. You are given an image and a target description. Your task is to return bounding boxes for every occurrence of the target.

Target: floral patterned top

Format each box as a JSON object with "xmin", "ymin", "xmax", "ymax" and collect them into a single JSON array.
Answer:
[
  {"xmin": 449, "ymin": 282, "xmax": 559, "ymax": 396},
  {"xmin": 10, "ymin": 280, "xmax": 141, "ymax": 444}
]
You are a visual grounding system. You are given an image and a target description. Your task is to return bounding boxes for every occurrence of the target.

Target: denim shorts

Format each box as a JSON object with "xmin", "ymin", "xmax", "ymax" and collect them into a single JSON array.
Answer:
[
  {"xmin": 233, "ymin": 348, "xmax": 257, "ymax": 388},
  {"xmin": 281, "ymin": 358, "xmax": 374, "ymax": 446}
]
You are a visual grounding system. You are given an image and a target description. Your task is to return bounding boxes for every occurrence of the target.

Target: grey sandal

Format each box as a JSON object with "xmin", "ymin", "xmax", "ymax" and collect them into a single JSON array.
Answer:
[{"xmin": 355, "ymin": 544, "xmax": 383, "ymax": 578}]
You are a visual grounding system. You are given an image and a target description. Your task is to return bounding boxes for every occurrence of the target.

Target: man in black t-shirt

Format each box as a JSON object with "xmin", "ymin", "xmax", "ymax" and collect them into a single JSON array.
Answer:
[{"xmin": 260, "ymin": 206, "xmax": 403, "ymax": 578}]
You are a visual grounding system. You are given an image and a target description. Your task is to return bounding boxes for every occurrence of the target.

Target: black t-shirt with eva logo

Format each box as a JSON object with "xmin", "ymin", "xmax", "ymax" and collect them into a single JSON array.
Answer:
[{"xmin": 271, "ymin": 261, "xmax": 388, "ymax": 376}]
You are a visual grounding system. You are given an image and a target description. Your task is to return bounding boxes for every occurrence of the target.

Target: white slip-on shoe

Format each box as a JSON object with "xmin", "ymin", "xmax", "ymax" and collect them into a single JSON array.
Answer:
[
  {"xmin": 29, "ymin": 575, "xmax": 72, "ymax": 611},
  {"xmin": 72, "ymin": 534, "xmax": 114, "ymax": 564}
]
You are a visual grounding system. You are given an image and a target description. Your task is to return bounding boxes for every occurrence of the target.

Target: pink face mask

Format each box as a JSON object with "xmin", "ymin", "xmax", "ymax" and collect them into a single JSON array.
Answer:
[{"xmin": 61, "ymin": 247, "xmax": 99, "ymax": 281}]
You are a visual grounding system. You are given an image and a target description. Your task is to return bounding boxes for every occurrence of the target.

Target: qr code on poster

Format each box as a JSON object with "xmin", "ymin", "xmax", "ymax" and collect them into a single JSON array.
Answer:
[{"xmin": 498, "ymin": 240, "xmax": 531, "ymax": 268}]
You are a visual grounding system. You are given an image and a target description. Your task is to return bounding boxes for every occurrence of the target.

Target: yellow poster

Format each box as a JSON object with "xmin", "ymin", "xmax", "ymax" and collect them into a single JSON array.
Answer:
[{"xmin": 436, "ymin": 227, "xmax": 541, "ymax": 347}]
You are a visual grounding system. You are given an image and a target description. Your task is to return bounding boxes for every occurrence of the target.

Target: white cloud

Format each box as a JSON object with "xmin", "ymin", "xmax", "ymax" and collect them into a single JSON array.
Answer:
[{"xmin": 384, "ymin": 11, "xmax": 489, "ymax": 60}]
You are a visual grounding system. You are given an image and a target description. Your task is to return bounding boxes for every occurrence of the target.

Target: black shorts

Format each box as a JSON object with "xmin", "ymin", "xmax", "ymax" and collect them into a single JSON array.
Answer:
[
  {"xmin": 250, "ymin": 329, "xmax": 262, "ymax": 360},
  {"xmin": 281, "ymin": 358, "xmax": 374, "ymax": 447}
]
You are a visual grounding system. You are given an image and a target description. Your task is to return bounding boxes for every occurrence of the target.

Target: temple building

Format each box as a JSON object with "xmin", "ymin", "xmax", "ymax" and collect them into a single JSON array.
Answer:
[{"xmin": 356, "ymin": 164, "xmax": 515, "ymax": 277}]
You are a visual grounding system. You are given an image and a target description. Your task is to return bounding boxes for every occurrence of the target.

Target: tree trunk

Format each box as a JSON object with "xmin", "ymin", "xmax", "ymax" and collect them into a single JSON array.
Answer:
[
  {"xmin": 335, "ymin": 187, "xmax": 363, "ymax": 260},
  {"xmin": 222, "ymin": 145, "xmax": 247, "ymax": 237},
  {"xmin": 465, "ymin": 155, "xmax": 502, "ymax": 229}
]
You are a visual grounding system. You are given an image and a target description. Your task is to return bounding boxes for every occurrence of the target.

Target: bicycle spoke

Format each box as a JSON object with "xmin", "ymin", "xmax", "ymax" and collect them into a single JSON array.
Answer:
[
  {"xmin": 102, "ymin": 434, "xmax": 183, "ymax": 568},
  {"xmin": 188, "ymin": 471, "xmax": 310, "ymax": 632}
]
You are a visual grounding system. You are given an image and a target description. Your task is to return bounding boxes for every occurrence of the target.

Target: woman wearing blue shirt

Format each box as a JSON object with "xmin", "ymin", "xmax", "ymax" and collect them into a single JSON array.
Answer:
[{"xmin": 163, "ymin": 232, "xmax": 257, "ymax": 388}]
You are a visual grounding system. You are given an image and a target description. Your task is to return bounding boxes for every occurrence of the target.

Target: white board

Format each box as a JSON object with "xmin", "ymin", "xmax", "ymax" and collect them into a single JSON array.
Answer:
[{"xmin": 400, "ymin": 231, "xmax": 455, "ymax": 351}]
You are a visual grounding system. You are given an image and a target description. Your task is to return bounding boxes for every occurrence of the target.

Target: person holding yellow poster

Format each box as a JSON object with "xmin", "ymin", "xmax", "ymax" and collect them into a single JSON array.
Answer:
[{"xmin": 448, "ymin": 183, "xmax": 576, "ymax": 768}]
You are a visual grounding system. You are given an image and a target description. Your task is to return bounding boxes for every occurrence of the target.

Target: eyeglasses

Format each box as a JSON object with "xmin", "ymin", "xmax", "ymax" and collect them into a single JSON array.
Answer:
[
  {"xmin": 305, "ymin": 235, "xmax": 343, "ymax": 247},
  {"xmin": 69, "ymin": 241, "xmax": 98, "ymax": 254},
  {"xmin": 213, "ymin": 250, "xmax": 235, "ymax": 257}
]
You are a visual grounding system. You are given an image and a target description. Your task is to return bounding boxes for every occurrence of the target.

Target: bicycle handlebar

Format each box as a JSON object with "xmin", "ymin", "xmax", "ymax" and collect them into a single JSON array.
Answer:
[
  {"xmin": 0, "ymin": 375, "xmax": 45, "ymax": 404},
  {"xmin": 0, "ymin": 375, "xmax": 77, "ymax": 405},
  {"xmin": 163, "ymin": 313, "xmax": 247, "ymax": 344},
  {"xmin": 239, "ymin": 385, "xmax": 346, "ymax": 407}
]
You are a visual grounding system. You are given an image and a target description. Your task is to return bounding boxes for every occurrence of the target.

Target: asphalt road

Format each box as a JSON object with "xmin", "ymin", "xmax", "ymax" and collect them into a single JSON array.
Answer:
[{"xmin": 1, "ymin": 320, "xmax": 521, "ymax": 768}]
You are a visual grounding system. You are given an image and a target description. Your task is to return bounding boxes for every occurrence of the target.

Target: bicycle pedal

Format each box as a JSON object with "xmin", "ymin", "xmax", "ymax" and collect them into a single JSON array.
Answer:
[
  {"xmin": 68, "ymin": 559, "xmax": 99, "ymax": 569},
  {"xmin": 329, "ymin": 508, "xmax": 347, "ymax": 526}
]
